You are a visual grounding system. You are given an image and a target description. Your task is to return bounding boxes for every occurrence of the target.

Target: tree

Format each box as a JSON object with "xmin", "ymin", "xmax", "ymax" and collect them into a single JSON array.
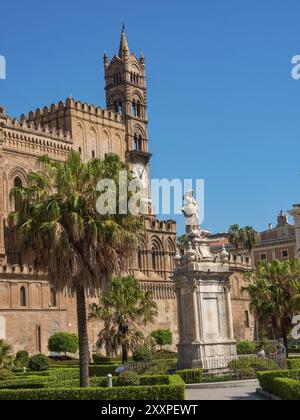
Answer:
[
  {"xmin": 228, "ymin": 224, "xmax": 243, "ymax": 254},
  {"xmin": 48, "ymin": 333, "xmax": 79, "ymax": 357},
  {"xmin": 228, "ymin": 225, "xmax": 259, "ymax": 256},
  {"xmin": 9, "ymin": 152, "xmax": 144, "ymax": 387},
  {"xmin": 244, "ymin": 259, "xmax": 300, "ymax": 356},
  {"xmin": 151, "ymin": 329, "xmax": 173, "ymax": 350},
  {"xmin": 242, "ymin": 226, "xmax": 259, "ymax": 256},
  {"xmin": 90, "ymin": 276, "xmax": 157, "ymax": 364},
  {"xmin": 0, "ymin": 340, "xmax": 12, "ymax": 368}
]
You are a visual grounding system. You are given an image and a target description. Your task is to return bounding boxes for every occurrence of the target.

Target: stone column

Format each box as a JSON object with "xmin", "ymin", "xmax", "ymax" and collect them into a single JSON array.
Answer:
[
  {"xmin": 192, "ymin": 285, "xmax": 201, "ymax": 343},
  {"xmin": 225, "ymin": 284, "xmax": 234, "ymax": 340},
  {"xmin": 288, "ymin": 205, "xmax": 300, "ymax": 258}
]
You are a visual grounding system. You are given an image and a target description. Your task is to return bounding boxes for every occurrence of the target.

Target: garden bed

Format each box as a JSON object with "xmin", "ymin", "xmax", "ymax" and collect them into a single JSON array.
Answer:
[{"xmin": 0, "ymin": 373, "xmax": 185, "ymax": 401}]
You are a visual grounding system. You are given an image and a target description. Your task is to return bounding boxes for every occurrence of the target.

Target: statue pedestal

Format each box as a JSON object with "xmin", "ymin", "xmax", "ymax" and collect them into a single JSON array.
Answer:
[
  {"xmin": 175, "ymin": 193, "xmax": 237, "ymax": 370},
  {"xmin": 174, "ymin": 260, "xmax": 237, "ymax": 371}
]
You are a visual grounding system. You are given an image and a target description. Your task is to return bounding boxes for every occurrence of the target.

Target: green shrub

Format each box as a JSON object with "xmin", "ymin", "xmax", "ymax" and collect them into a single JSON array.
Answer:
[
  {"xmin": 257, "ymin": 369, "xmax": 300, "ymax": 393},
  {"xmin": 14, "ymin": 371, "xmax": 51, "ymax": 378},
  {"xmin": 133, "ymin": 347, "xmax": 153, "ymax": 363},
  {"xmin": 0, "ymin": 378, "xmax": 50, "ymax": 390},
  {"xmin": 48, "ymin": 333, "xmax": 79, "ymax": 356},
  {"xmin": 15, "ymin": 351, "xmax": 29, "ymax": 367},
  {"xmin": 237, "ymin": 340, "xmax": 256, "ymax": 355},
  {"xmin": 28, "ymin": 354, "xmax": 50, "ymax": 372},
  {"xmin": 287, "ymin": 358, "xmax": 300, "ymax": 370},
  {"xmin": 175, "ymin": 369, "xmax": 203, "ymax": 384},
  {"xmin": 116, "ymin": 371, "xmax": 140, "ymax": 387},
  {"xmin": 48, "ymin": 358, "xmax": 79, "ymax": 367},
  {"xmin": 44, "ymin": 365, "xmax": 120, "ymax": 381},
  {"xmin": 139, "ymin": 359, "xmax": 177, "ymax": 375},
  {"xmin": 228, "ymin": 357, "xmax": 278, "ymax": 379},
  {"xmin": 0, "ymin": 375, "xmax": 185, "ymax": 400},
  {"xmin": 272, "ymin": 378, "xmax": 300, "ymax": 400},
  {"xmin": 52, "ymin": 375, "xmax": 170, "ymax": 389},
  {"xmin": 0, "ymin": 368, "xmax": 13, "ymax": 381},
  {"xmin": 257, "ymin": 370, "xmax": 300, "ymax": 400},
  {"xmin": 151, "ymin": 329, "xmax": 173, "ymax": 348}
]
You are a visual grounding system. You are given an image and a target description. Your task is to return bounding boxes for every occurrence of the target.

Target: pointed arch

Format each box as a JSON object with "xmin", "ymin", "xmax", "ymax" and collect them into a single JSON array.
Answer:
[
  {"xmin": 101, "ymin": 129, "xmax": 112, "ymax": 158},
  {"xmin": 151, "ymin": 235, "xmax": 164, "ymax": 274},
  {"xmin": 76, "ymin": 122, "xmax": 85, "ymax": 159},
  {"xmin": 20, "ymin": 286, "xmax": 27, "ymax": 307},
  {"xmin": 87, "ymin": 126, "xmax": 98, "ymax": 160},
  {"xmin": 167, "ymin": 238, "xmax": 177, "ymax": 273}
]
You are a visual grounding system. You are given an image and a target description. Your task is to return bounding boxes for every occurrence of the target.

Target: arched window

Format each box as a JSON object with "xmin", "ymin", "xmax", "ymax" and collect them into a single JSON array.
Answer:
[
  {"xmin": 136, "ymin": 101, "xmax": 141, "ymax": 118},
  {"xmin": 133, "ymin": 134, "xmax": 138, "ymax": 150},
  {"xmin": 14, "ymin": 176, "xmax": 23, "ymax": 188},
  {"xmin": 152, "ymin": 247, "xmax": 157, "ymax": 272},
  {"xmin": 50, "ymin": 287, "xmax": 57, "ymax": 308},
  {"xmin": 132, "ymin": 100, "xmax": 137, "ymax": 117},
  {"xmin": 138, "ymin": 135, "xmax": 142, "ymax": 151},
  {"xmin": 20, "ymin": 286, "xmax": 26, "ymax": 307},
  {"xmin": 79, "ymin": 147, "xmax": 82, "ymax": 154},
  {"xmin": 137, "ymin": 248, "xmax": 143, "ymax": 271},
  {"xmin": 14, "ymin": 176, "xmax": 23, "ymax": 211},
  {"xmin": 92, "ymin": 150, "xmax": 95, "ymax": 159},
  {"xmin": 114, "ymin": 100, "xmax": 122, "ymax": 114}
]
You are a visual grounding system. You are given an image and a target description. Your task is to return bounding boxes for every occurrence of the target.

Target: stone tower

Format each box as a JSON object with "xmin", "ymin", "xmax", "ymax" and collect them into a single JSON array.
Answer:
[{"xmin": 104, "ymin": 27, "xmax": 151, "ymax": 209}]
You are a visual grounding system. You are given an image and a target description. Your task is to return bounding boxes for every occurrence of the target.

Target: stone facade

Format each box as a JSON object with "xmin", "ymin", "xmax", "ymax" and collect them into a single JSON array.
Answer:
[
  {"xmin": 252, "ymin": 212, "xmax": 295, "ymax": 265},
  {"xmin": 0, "ymin": 29, "xmax": 178, "ymax": 354}
]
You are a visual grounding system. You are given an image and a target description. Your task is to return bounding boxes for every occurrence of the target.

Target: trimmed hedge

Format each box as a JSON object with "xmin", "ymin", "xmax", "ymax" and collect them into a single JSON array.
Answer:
[
  {"xmin": 272, "ymin": 378, "xmax": 300, "ymax": 400},
  {"xmin": 175, "ymin": 369, "xmax": 203, "ymax": 384},
  {"xmin": 0, "ymin": 374, "xmax": 171, "ymax": 391},
  {"xmin": 0, "ymin": 378, "xmax": 50, "ymax": 390},
  {"xmin": 0, "ymin": 375, "xmax": 185, "ymax": 400},
  {"xmin": 53, "ymin": 375, "xmax": 170, "ymax": 389},
  {"xmin": 28, "ymin": 354, "xmax": 50, "ymax": 372},
  {"xmin": 257, "ymin": 369, "xmax": 300, "ymax": 395},
  {"xmin": 287, "ymin": 358, "xmax": 300, "ymax": 370}
]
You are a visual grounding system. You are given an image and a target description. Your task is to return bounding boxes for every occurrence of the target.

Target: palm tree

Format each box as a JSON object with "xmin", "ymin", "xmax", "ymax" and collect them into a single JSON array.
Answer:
[
  {"xmin": 244, "ymin": 259, "xmax": 300, "ymax": 356},
  {"xmin": 228, "ymin": 224, "xmax": 243, "ymax": 254},
  {"xmin": 242, "ymin": 226, "xmax": 259, "ymax": 256},
  {"xmin": 0, "ymin": 339, "xmax": 12, "ymax": 367},
  {"xmin": 90, "ymin": 276, "xmax": 157, "ymax": 363},
  {"xmin": 9, "ymin": 152, "xmax": 144, "ymax": 387}
]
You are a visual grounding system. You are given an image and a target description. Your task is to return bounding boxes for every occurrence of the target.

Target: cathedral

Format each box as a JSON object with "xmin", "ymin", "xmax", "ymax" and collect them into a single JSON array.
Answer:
[{"xmin": 0, "ymin": 29, "xmax": 254, "ymax": 355}]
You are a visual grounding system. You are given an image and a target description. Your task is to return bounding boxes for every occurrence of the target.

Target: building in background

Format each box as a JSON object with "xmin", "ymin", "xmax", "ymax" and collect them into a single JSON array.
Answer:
[
  {"xmin": 0, "ymin": 29, "xmax": 178, "ymax": 354},
  {"xmin": 252, "ymin": 211, "xmax": 295, "ymax": 265}
]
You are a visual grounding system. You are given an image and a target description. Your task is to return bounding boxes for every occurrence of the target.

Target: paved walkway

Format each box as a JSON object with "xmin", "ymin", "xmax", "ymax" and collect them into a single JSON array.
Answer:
[{"xmin": 186, "ymin": 384, "xmax": 267, "ymax": 401}]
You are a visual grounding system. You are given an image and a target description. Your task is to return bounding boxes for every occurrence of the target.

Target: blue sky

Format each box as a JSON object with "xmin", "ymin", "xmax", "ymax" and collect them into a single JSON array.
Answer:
[{"xmin": 1, "ymin": 0, "xmax": 300, "ymax": 235}]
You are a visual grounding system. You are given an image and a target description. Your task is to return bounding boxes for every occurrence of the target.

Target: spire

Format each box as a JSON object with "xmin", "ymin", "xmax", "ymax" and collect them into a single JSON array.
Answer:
[{"xmin": 118, "ymin": 24, "xmax": 130, "ymax": 60}]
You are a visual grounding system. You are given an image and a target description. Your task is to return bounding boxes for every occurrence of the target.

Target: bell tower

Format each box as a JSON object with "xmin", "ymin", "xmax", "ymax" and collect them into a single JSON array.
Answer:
[
  {"xmin": 104, "ymin": 26, "xmax": 151, "ymax": 163},
  {"xmin": 104, "ymin": 26, "xmax": 152, "ymax": 211}
]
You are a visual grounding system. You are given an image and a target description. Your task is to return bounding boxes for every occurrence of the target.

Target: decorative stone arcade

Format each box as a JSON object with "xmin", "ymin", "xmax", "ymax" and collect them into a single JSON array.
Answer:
[{"xmin": 173, "ymin": 192, "xmax": 237, "ymax": 369}]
